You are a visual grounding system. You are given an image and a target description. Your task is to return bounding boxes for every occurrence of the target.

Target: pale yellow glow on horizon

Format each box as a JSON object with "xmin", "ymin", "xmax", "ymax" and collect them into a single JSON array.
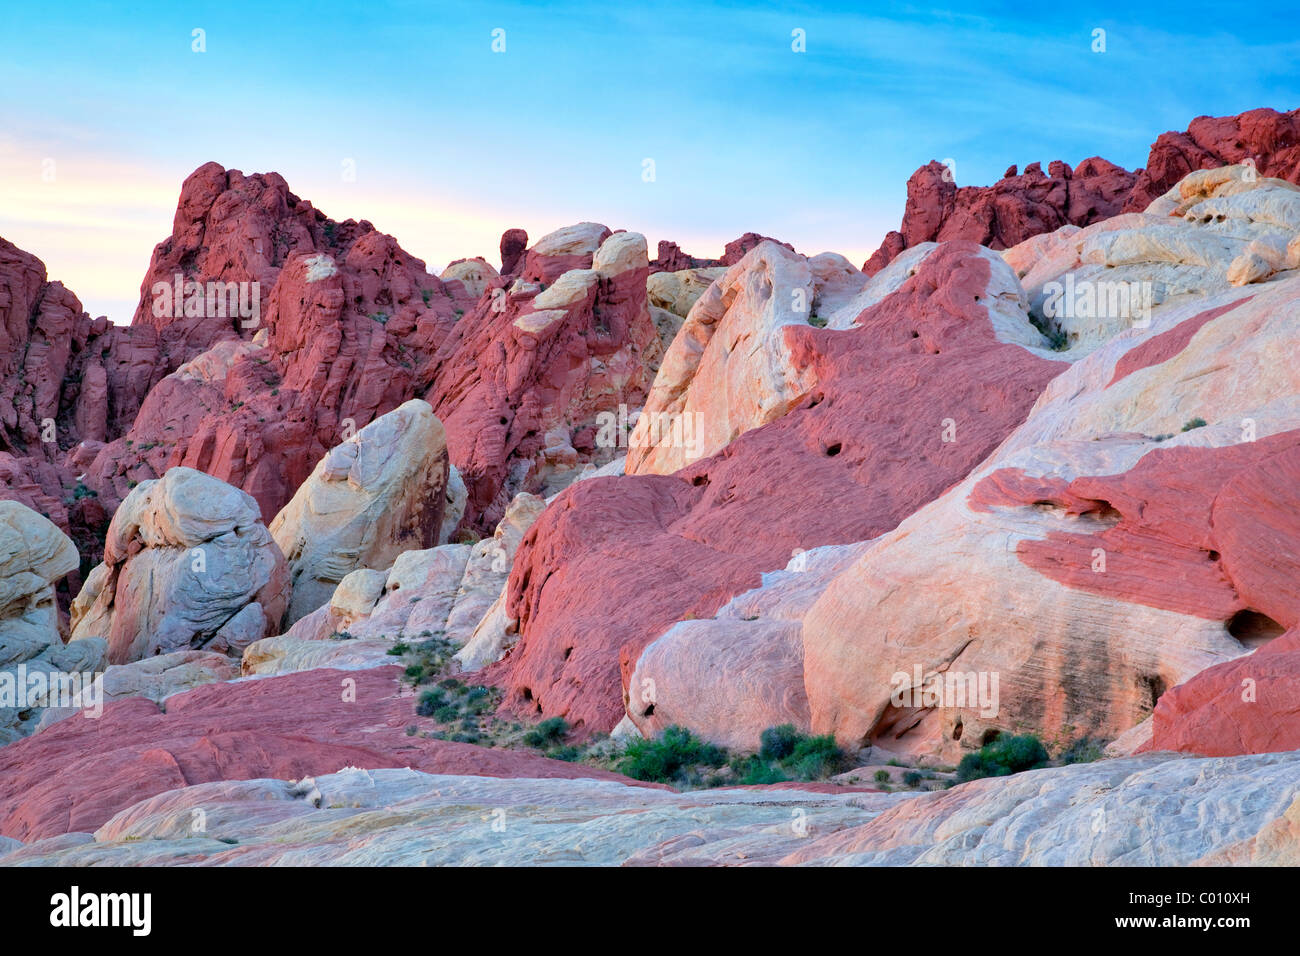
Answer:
[{"xmin": 1, "ymin": 144, "xmax": 879, "ymax": 323}]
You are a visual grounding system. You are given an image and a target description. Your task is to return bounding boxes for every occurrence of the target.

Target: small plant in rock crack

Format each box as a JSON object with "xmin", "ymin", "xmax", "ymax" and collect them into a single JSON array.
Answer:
[
  {"xmin": 328, "ymin": 630, "xmax": 356, "ymax": 641},
  {"xmin": 1027, "ymin": 312, "xmax": 1069, "ymax": 351},
  {"xmin": 1182, "ymin": 417, "xmax": 1208, "ymax": 431},
  {"xmin": 70, "ymin": 481, "xmax": 98, "ymax": 501}
]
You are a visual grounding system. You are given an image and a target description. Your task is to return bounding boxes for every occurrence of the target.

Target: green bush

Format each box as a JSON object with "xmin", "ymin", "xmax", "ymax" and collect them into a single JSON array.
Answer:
[
  {"xmin": 759, "ymin": 724, "xmax": 801, "ymax": 761},
  {"xmin": 902, "ymin": 770, "xmax": 924, "ymax": 788},
  {"xmin": 616, "ymin": 725, "xmax": 726, "ymax": 783},
  {"xmin": 522, "ymin": 716, "xmax": 569, "ymax": 749},
  {"xmin": 1182, "ymin": 417, "xmax": 1208, "ymax": 432},
  {"xmin": 1059, "ymin": 736, "xmax": 1106, "ymax": 765},
  {"xmin": 737, "ymin": 726, "xmax": 845, "ymax": 783},
  {"xmin": 730, "ymin": 756, "xmax": 789, "ymax": 785},
  {"xmin": 416, "ymin": 689, "xmax": 447, "ymax": 718},
  {"xmin": 956, "ymin": 734, "xmax": 1049, "ymax": 783},
  {"xmin": 787, "ymin": 734, "xmax": 844, "ymax": 779}
]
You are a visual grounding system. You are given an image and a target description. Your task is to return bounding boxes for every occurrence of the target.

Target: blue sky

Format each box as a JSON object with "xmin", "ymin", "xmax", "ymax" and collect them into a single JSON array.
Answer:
[{"xmin": 2, "ymin": 1, "xmax": 1297, "ymax": 320}]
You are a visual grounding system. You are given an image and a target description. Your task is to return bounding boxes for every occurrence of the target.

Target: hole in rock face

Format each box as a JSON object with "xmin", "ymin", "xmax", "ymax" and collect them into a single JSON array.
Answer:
[
  {"xmin": 824, "ymin": 442, "xmax": 842, "ymax": 457},
  {"xmin": 691, "ymin": 474, "xmax": 709, "ymax": 487},
  {"xmin": 980, "ymin": 728, "xmax": 1001, "ymax": 747},
  {"xmin": 1207, "ymin": 550, "xmax": 1221, "ymax": 561},
  {"xmin": 951, "ymin": 718, "xmax": 963, "ymax": 741},
  {"xmin": 807, "ymin": 392, "xmax": 824, "ymax": 409},
  {"xmin": 911, "ymin": 330, "xmax": 920, "ymax": 338},
  {"xmin": 562, "ymin": 647, "xmax": 573, "ymax": 660},
  {"xmin": 1086, "ymin": 500, "xmax": 1122, "ymax": 522},
  {"xmin": 1138, "ymin": 673, "xmax": 1167, "ymax": 712},
  {"xmin": 499, "ymin": 416, "xmax": 508, "ymax": 426},
  {"xmin": 1227, "ymin": 609, "xmax": 1285, "ymax": 650},
  {"xmin": 643, "ymin": 703, "xmax": 655, "ymax": 717}
]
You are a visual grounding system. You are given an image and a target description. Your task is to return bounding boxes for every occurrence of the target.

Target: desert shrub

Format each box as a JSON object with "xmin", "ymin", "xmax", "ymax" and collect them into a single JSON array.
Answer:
[
  {"xmin": 397, "ymin": 635, "xmax": 458, "ymax": 686},
  {"xmin": 1182, "ymin": 417, "xmax": 1208, "ymax": 431},
  {"xmin": 903, "ymin": 770, "xmax": 924, "ymax": 787},
  {"xmin": 739, "ymin": 726, "xmax": 845, "ymax": 783},
  {"xmin": 463, "ymin": 686, "xmax": 492, "ymax": 715},
  {"xmin": 956, "ymin": 734, "xmax": 1049, "ymax": 782},
  {"xmin": 731, "ymin": 756, "xmax": 789, "ymax": 785},
  {"xmin": 1059, "ymin": 736, "xmax": 1106, "ymax": 765},
  {"xmin": 416, "ymin": 689, "xmax": 447, "ymax": 718},
  {"xmin": 616, "ymin": 725, "xmax": 726, "ymax": 783},
  {"xmin": 522, "ymin": 716, "xmax": 569, "ymax": 748},
  {"xmin": 787, "ymin": 734, "xmax": 845, "ymax": 779},
  {"xmin": 759, "ymin": 724, "xmax": 802, "ymax": 761}
]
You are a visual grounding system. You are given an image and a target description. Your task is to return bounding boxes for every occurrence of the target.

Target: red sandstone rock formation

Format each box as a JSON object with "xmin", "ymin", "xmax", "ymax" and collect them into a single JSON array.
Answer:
[
  {"xmin": 650, "ymin": 234, "xmax": 795, "ymax": 273},
  {"xmin": 0, "ymin": 666, "xmax": 653, "ymax": 842},
  {"xmin": 482, "ymin": 243, "xmax": 1063, "ymax": 734},
  {"xmin": 864, "ymin": 107, "xmax": 1300, "ymax": 276},
  {"xmin": 425, "ymin": 227, "xmax": 663, "ymax": 532},
  {"xmin": 79, "ymin": 164, "xmax": 475, "ymax": 523},
  {"xmin": 1124, "ymin": 107, "xmax": 1300, "ymax": 212},
  {"xmin": 499, "ymin": 228, "xmax": 529, "ymax": 276},
  {"xmin": 1145, "ymin": 628, "xmax": 1300, "ymax": 757},
  {"xmin": 720, "ymin": 232, "xmax": 794, "ymax": 265},
  {"xmin": 863, "ymin": 158, "xmax": 1135, "ymax": 275},
  {"xmin": 0, "ymin": 236, "xmax": 145, "ymax": 568}
]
